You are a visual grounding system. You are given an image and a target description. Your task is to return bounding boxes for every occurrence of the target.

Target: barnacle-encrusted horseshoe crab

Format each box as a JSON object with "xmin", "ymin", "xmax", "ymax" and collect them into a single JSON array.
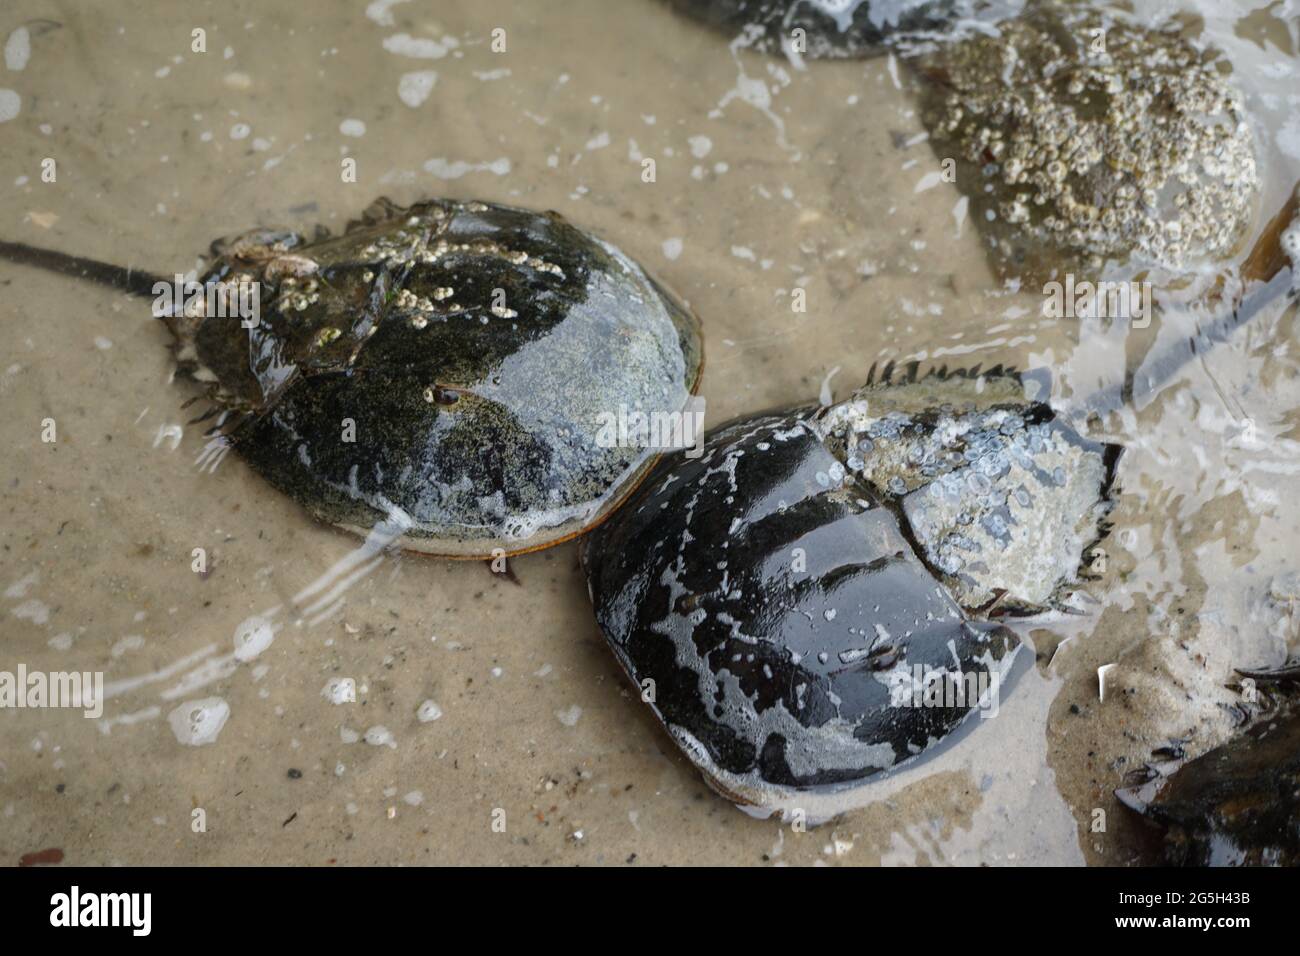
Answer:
[
  {"xmin": 0, "ymin": 198, "xmax": 703, "ymax": 557},
  {"xmin": 672, "ymin": 0, "xmax": 1260, "ymax": 281},
  {"xmin": 914, "ymin": 0, "xmax": 1260, "ymax": 278}
]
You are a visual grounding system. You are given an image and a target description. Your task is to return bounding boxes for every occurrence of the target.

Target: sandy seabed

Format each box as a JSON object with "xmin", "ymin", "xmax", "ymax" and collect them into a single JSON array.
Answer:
[{"xmin": 1, "ymin": 0, "xmax": 1298, "ymax": 865}]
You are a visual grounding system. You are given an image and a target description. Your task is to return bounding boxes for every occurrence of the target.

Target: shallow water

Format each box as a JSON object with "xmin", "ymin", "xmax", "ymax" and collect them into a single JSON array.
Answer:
[{"xmin": 1, "ymin": 0, "xmax": 1297, "ymax": 865}]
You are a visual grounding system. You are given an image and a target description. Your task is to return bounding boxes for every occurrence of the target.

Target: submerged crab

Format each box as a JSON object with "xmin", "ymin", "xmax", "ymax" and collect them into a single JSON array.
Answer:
[
  {"xmin": 915, "ymin": 1, "xmax": 1259, "ymax": 278},
  {"xmin": 668, "ymin": 0, "xmax": 1257, "ymax": 281},
  {"xmin": 0, "ymin": 198, "xmax": 703, "ymax": 556}
]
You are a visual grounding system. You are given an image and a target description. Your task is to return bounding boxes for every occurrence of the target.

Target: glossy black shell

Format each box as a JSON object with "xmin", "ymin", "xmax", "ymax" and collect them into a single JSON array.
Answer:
[
  {"xmin": 580, "ymin": 362, "xmax": 1122, "ymax": 812},
  {"xmin": 581, "ymin": 404, "xmax": 1021, "ymax": 810},
  {"xmin": 1118, "ymin": 707, "xmax": 1300, "ymax": 866}
]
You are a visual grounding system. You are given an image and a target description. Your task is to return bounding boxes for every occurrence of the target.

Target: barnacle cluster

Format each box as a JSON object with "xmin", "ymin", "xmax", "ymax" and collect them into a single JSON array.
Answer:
[
  {"xmin": 817, "ymin": 370, "xmax": 1112, "ymax": 609},
  {"xmin": 276, "ymin": 274, "xmax": 321, "ymax": 313},
  {"xmin": 920, "ymin": 1, "xmax": 1258, "ymax": 275}
]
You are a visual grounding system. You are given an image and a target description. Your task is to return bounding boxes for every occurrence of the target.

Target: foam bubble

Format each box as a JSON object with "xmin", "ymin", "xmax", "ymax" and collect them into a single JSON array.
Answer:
[
  {"xmin": 168, "ymin": 697, "xmax": 230, "ymax": 745},
  {"xmin": 233, "ymin": 615, "xmax": 276, "ymax": 662},
  {"xmin": 416, "ymin": 699, "xmax": 442, "ymax": 722},
  {"xmin": 382, "ymin": 33, "xmax": 458, "ymax": 60},
  {"xmin": 4, "ymin": 27, "xmax": 30, "ymax": 71},
  {"xmin": 0, "ymin": 89, "xmax": 20, "ymax": 123},
  {"xmin": 555, "ymin": 704, "xmax": 583, "ymax": 727},
  {"xmin": 422, "ymin": 156, "xmax": 511, "ymax": 179},
  {"xmin": 321, "ymin": 677, "xmax": 356, "ymax": 704},
  {"xmin": 398, "ymin": 70, "xmax": 437, "ymax": 107},
  {"xmin": 365, "ymin": 0, "xmax": 410, "ymax": 26}
]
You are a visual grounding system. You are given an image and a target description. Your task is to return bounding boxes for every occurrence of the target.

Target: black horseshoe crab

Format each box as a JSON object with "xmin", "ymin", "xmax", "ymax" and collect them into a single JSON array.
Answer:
[
  {"xmin": 673, "ymin": 0, "xmax": 1260, "ymax": 283},
  {"xmin": 581, "ymin": 364, "xmax": 1092, "ymax": 816},
  {"xmin": 580, "ymin": 189, "xmax": 1299, "ymax": 819},
  {"xmin": 0, "ymin": 197, "xmax": 703, "ymax": 557},
  {"xmin": 1116, "ymin": 691, "xmax": 1300, "ymax": 867}
]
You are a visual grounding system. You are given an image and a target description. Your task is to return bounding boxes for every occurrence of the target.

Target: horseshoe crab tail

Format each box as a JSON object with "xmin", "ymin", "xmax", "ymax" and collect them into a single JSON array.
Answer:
[
  {"xmin": 1070, "ymin": 182, "xmax": 1299, "ymax": 424},
  {"xmin": 0, "ymin": 238, "xmax": 168, "ymax": 300}
]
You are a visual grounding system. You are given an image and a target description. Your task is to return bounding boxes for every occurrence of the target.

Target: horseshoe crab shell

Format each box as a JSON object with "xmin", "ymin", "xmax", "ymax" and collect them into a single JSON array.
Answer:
[
  {"xmin": 915, "ymin": 1, "xmax": 1259, "ymax": 278},
  {"xmin": 580, "ymin": 366, "xmax": 1116, "ymax": 815},
  {"xmin": 1117, "ymin": 705, "xmax": 1300, "ymax": 866},
  {"xmin": 177, "ymin": 198, "xmax": 703, "ymax": 557}
]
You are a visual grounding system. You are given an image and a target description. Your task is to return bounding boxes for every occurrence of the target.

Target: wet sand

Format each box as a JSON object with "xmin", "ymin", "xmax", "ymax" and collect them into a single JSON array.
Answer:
[{"xmin": 1, "ymin": 0, "xmax": 1298, "ymax": 865}]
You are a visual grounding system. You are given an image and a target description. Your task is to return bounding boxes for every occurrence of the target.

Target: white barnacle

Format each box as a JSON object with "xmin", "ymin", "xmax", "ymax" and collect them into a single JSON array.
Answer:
[{"xmin": 265, "ymin": 254, "xmax": 320, "ymax": 281}]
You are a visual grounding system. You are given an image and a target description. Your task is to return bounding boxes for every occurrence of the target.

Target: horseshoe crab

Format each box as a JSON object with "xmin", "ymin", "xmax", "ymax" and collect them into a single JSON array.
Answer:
[
  {"xmin": 1116, "ymin": 702, "xmax": 1300, "ymax": 866},
  {"xmin": 915, "ymin": 1, "xmax": 1259, "ymax": 279},
  {"xmin": 0, "ymin": 198, "xmax": 703, "ymax": 556},
  {"xmin": 580, "ymin": 189, "xmax": 1298, "ymax": 819},
  {"xmin": 580, "ymin": 365, "xmax": 1089, "ymax": 815},
  {"xmin": 668, "ymin": 0, "xmax": 1258, "ymax": 281}
]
